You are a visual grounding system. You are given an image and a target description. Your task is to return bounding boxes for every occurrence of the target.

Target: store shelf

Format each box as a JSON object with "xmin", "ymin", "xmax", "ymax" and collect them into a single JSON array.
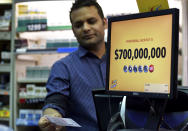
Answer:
[
  {"xmin": 0, "ymin": 3, "xmax": 11, "ymax": 5},
  {"xmin": 16, "ymin": 48, "xmax": 57, "ymax": 54},
  {"xmin": 0, "ymin": 64, "xmax": 10, "ymax": 73},
  {"xmin": 15, "ymin": 0, "xmax": 73, "ymax": 3},
  {"xmin": 17, "ymin": 28, "xmax": 75, "ymax": 40},
  {"xmin": 13, "ymin": 1, "xmax": 76, "ymax": 131},
  {"xmin": 19, "ymin": 98, "xmax": 44, "ymax": 104},
  {"xmin": 0, "ymin": 117, "xmax": 9, "ymax": 121},
  {"xmin": 0, "ymin": 31, "xmax": 11, "ymax": 40},
  {"xmin": 16, "ymin": 47, "xmax": 78, "ymax": 54},
  {"xmin": 16, "ymin": 119, "xmax": 38, "ymax": 126},
  {"xmin": 13, "ymin": 0, "xmax": 36, "ymax": 3},
  {"xmin": 16, "ymin": 25, "xmax": 72, "ymax": 32},
  {"xmin": 0, "ymin": 89, "xmax": 9, "ymax": 95},
  {"xmin": 0, "ymin": 0, "xmax": 12, "ymax": 128},
  {"xmin": 0, "ymin": 0, "xmax": 11, "ymax": 4},
  {"xmin": 17, "ymin": 78, "xmax": 48, "ymax": 83},
  {"xmin": 0, "ymin": 3, "xmax": 11, "ymax": 7}
]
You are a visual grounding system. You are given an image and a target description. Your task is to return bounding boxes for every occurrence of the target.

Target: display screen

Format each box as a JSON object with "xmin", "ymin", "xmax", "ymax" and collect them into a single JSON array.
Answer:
[{"xmin": 106, "ymin": 9, "xmax": 179, "ymax": 98}]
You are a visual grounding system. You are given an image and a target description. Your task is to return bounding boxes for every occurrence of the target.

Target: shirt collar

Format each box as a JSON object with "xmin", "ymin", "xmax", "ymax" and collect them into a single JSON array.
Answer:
[
  {"xmin": 78, "ymin": 43, "xmax": 107, "ymax": 58},
  {"xmin": 78, "ymin": 46, "xmax": 89, "ymax": 58}
]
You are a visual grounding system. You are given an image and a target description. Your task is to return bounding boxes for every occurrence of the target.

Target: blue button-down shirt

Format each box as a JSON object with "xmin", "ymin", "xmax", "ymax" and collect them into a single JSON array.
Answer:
[{"xmin": 43, "ymin": 46, "xmax": 106, "ymax": 131}]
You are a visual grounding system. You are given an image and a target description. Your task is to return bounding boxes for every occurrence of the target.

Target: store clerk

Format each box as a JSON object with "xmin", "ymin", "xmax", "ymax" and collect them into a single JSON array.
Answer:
[{"xmin": 38, "ymin": 0, "xmax": 107, "ymax": 131}]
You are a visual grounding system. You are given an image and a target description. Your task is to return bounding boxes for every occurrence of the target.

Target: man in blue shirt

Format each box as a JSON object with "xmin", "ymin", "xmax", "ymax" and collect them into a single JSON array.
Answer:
[{"xmin": 38, "ymin": 0, "xmax": 107, "ymax": 131}]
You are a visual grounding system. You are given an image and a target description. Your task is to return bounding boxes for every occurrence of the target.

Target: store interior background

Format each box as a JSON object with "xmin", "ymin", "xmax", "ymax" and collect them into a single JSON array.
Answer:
[
  {"xmin": 0, "ymin": 0, "xmax": 187, "ymax": 131},
  {"xmin": 15, "ymin": 0, "xmax": 183, "ymax": 78}
]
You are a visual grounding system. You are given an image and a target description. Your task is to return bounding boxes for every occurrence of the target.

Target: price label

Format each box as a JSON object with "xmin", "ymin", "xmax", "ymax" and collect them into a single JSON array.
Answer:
[{"xmin": 27, "ymin": 23, "xmax": 47, "ymax": 31}]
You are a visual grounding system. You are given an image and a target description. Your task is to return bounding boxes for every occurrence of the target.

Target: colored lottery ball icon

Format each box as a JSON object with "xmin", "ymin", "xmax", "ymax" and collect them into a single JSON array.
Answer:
[
  {"xmin": 133, "ymin": 65, "xmax": 137, "ymax": 72},
  {"xmin": 144, "ymin": 65, "xmax": 148, "ymax": 72},
  {"xmin": 138, "ymin": 65, "xmax": 143, "ymax": 72},
  {"xmin": 128, "ymin": 65, "xmax": 133, "ymax": 72},
  {"xmin": 149, "ymin": 65, "xmax": 154, "ymax": 72},
  {"xmin": 123, "ymin": 65, "xmax": 128, "ymax": 72},
  {"xmin": 111, "ymin": 80, "xmax": 117, "ymax": 88}
]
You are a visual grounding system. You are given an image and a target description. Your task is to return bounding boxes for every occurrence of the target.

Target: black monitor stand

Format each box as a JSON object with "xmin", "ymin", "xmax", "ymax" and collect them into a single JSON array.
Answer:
[
  {"xmin": 118, "ymin": 98, "xmax": 169, "ymax": 131},
  {"xmin": 144, "ymin": 98, "xmax": 168, "ymax": 130}
]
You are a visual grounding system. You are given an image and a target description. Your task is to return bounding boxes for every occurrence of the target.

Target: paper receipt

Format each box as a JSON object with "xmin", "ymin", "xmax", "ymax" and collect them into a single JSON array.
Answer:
[{"xmin": 45, "ymin": 115, "xmax": 81, "ymax": 127}]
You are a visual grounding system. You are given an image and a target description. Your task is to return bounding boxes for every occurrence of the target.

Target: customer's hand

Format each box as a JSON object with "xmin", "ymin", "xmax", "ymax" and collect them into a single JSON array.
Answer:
[{"xmin": 38, "ymin": 108, "xmax": 65, "ymax": 131}]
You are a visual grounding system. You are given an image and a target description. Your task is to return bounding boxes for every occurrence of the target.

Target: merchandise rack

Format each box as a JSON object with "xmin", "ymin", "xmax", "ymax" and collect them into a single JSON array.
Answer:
[
  {"xmin": 0, "ymin": 1, "xmax": 14, "ymax": 128},
  {"xmin": 11, "ymin": 0, "xmax": 75, "ymax": 131}
]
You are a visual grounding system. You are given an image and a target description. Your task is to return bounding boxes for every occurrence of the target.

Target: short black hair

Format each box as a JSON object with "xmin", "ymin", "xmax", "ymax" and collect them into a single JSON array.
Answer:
[{"xmin": 70, "ymin": 0, "xmax": 104, "ymax": 23}]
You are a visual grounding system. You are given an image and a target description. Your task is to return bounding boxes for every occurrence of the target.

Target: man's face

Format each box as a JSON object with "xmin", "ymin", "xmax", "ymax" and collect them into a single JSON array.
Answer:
[{"xmin": 70, "ymin": 6, "xmax": 107, "ymax": 50}]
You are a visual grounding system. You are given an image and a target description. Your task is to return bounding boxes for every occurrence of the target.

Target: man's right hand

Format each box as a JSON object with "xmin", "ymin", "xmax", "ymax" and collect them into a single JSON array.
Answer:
[{"xmin": 38, "ymin": 108, "xmax": 65, "ymax": 131}]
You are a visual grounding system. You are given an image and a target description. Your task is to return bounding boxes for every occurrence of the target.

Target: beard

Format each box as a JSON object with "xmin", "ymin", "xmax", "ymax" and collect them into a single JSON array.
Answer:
[
  {"xmin": 78, "ymin": 38, "xmax": 104, "ymax": 51},
  {"xmin": 80, "ymin": 42, "xmax": 99, "ymax": 50}
]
